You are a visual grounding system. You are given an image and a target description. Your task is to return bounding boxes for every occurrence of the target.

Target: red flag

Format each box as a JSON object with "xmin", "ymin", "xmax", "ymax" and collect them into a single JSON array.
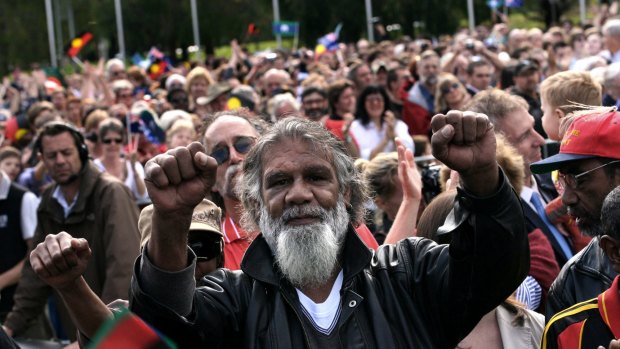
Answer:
[{"xmin": 66, "ymin": 32, "xmax": 93, "ymax": 58}]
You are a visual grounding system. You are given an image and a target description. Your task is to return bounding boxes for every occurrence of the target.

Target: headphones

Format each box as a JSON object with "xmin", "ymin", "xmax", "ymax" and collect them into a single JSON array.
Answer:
[{"xmin": 34, "ymin": 121, "xmax": 89, "ymax": 166}]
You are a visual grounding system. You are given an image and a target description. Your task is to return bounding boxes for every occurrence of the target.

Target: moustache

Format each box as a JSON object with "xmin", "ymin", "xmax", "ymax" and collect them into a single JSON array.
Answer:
[
  {"xmin": 282, "ymin": 205, "xmax": 328, "ymax": 224},
  {"xmin": 225, "ymin": 163, "xmax": 241, "ymax": 179}
]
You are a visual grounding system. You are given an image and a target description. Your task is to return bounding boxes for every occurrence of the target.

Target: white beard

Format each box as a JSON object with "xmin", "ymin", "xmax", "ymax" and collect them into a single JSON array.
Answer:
[{"xmin": 259, "ymin": 199, "xmax": 349, "ymax": 289}]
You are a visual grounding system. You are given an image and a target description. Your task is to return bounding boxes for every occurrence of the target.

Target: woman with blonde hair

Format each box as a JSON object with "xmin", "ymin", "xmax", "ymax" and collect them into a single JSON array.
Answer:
[
  {"xmin": 185, "ymin": 66, "xmax": 215, "ymax": 110},
  {"xmin": 166, "ymin": 119, "xmax": 196, "ymax": 149},
  {"xmin": 434, "ymin": 73, "xmax": 471, "ymax": 114}
]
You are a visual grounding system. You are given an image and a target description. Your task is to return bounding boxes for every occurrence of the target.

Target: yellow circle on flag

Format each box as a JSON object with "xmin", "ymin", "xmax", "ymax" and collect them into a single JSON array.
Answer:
[
  {"xmin": 227, "ymin": 97, "xmax": 241, "ymax": 110},
  {"xmin": 151, "ymin": 65, "xmax": 160, "ymax": 74},
  {"xmin": 72, "ymin": 38, "xmax": 83, "ymax": 48}
]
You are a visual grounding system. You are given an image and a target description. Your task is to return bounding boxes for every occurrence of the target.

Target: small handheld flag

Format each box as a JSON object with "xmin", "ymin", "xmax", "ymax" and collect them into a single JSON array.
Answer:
[{"xmin": 66, "ymin": 32, "xmax": 93, "ymax": 58}]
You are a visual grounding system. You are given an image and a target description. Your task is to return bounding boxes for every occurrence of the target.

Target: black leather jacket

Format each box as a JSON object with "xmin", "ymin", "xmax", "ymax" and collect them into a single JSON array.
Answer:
[
  {"xmin": 130, "ymin": 173, "xmax": 528, "ymax": 348},
  {"xmin": 545, "ymin": 237, "xmax": 618, "ymax": 320}
]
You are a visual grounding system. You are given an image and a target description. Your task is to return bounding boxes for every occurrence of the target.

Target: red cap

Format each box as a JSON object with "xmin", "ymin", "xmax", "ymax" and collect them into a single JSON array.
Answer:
[{"xmin": 530, "ymin": 110, "xmax": 620, "ymax": 173}]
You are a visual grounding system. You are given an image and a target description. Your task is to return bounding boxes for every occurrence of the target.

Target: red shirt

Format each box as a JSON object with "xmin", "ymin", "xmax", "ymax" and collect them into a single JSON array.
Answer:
[{"xmin": 221, "ymin": 214, "xmax": 253, "ymax": 270}]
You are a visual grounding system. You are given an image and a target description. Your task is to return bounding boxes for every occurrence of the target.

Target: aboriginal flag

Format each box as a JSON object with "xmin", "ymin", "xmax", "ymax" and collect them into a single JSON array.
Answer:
[
  {"xmin": 88, "ymin": 308, "xmax": 176, "ymax": 349},
  {"xmin": 66, "ymin": 32, "xmax": 93, "ymax": 58}
]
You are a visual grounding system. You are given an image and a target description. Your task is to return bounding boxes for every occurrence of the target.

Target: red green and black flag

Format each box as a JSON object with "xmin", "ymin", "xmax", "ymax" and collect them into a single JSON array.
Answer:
[
  {"xmin": 66, "ymin": 32, "xmax": 93, "ymax": 58},
  {"xmin": 88, "ymin": 308, "xmax": 177, "ymax": 349}
]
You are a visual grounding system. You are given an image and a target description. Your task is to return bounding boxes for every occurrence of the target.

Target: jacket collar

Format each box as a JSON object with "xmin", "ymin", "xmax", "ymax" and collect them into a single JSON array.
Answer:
[
  {"xmin": 598, "ymin": 275, "xmax": 620, "ymax": 338},
  {"xmin": 240, "ymin": 224, "xmax": 373, "ymax": 287},
  {"xmin": 40, "ymin": 161, "xmax": 103, "ymax": 222}
]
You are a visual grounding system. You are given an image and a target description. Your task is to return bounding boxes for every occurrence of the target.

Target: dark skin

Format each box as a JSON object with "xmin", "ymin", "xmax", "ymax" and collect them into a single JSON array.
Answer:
[
  {"xmin": 559, "ymin": 159, "xmax": 620, "ymax": 235},
  {"xmin": 141, "ymin": 111, "xmax": 500, "ymax": 305}
]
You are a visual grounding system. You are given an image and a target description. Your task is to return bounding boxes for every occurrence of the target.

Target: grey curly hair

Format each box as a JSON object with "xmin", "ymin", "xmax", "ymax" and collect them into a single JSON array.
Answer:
[{"xmin": 240, "ymin": 116, "xmax": 367, "ymax": 230}]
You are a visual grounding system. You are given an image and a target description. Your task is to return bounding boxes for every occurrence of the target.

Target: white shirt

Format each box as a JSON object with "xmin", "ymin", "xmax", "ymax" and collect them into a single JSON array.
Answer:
[
  {"xmin": 94, "ymin": 158, "xmax": 149, "ymax": 203},
  {"xmin": 0, "ymin": 171, "xmax": 39, "ymax": 239},
  {"xmin": 350, "ymin": 119, "xmax": 415, "ymax": 160},
  {"xmin": 52, "ymin": 185, "xmax": 79, "ymax": 218},
  {"xmin": 296, "ymin": 270, "xmax": 343, "ymax": 334},
  {"xmin": 520, "ymin": 177, "xmax": 546, "ymax": 212}
]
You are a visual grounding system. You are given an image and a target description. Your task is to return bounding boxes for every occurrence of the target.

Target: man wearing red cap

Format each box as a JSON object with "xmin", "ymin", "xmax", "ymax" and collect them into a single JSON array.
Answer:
[{"xmin": 530, "ymin": 108, "xmax": 620, "ymax": 320}]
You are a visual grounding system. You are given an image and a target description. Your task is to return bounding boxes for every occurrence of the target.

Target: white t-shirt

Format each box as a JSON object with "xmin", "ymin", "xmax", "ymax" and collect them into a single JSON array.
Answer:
[
  {"xmin": 94, "ymin": 158, "xmax": 149, "ymax": 203},
  {"xmin": 350, "ymin": 119, "xmax": 415, "ymax": 160},
  {"xmin": 296, "ymin": 270, "xmax": 343, "ymax": 334}
]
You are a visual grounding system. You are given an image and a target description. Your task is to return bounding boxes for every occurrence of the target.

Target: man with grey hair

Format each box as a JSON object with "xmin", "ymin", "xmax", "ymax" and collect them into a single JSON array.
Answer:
[
  {"xmin": 104, "ymin": 58, "xmax": 126, "ymax": 82},
  {"xmin": 262, "ymin": 68, "xmax": 291, "ymax": 98},
  {"xmin": 402, "ymin": 50, "xmax": 440, "ymax": 135},
  {"xmin": 124, "ymin": 114, "xmax": 527, "ymax": 347},
  {"xmin": 603, "ymin": 19, "xmax": 620, "ymax": 63}
]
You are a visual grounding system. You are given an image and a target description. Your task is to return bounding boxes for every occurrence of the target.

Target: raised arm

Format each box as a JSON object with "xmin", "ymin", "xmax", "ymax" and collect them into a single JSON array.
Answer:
[
  {"xmin": 29, "ymin": 232, "xmax": 112, "ymax": 339},
  {"xmin": 383, "ymin": 138, "xmax": 422, "ymax": 244},
  {"xmin": 143, "ymin": 142, "xmax": 217, "ymax": 271},
  {"xmin": 430, "ymin": 110, "xmax": 498, "ymax": 196}
]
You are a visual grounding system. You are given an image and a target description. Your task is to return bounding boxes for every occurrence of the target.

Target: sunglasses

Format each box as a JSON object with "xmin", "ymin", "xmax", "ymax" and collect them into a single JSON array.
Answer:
[
  {"xmin": 189, "ymin": 238, "xmax": 223, "ymax": 261},
  {"xmin": 440, "ymin": 83, "xmax": 460, "ymax": 94},
  {"xmin": 102, "ymin": 138, "xmax": 123, "ymax": 145},
  {"xmin": 210, "ymin": 136, "xmax": 256, "ymax": 165}
]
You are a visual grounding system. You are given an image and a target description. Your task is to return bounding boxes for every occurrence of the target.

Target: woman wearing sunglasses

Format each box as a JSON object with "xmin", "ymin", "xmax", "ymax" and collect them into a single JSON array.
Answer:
[
  {"xmin": 434, "ymin": 73, "xmax": 471, "ymax": 115},
  {"xmin": 350, "ymin": 85, "xmax": 414, "ymax": 160},
  {"xmin": 94, "ymin": 118, "xmax": 149, "ymax": 204}
]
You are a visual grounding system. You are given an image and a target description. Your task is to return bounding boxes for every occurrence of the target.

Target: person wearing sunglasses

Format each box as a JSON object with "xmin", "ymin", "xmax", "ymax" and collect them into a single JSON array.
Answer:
[
  {"xmin": 530, "ymin": 109, "xmax": 620, "ymax": 321},
  {"xmin": 201, "ymin": 109, "xmax": 265, "ymax": 270},
  {"xmin": 434, "ymin": 73, "xmax": 471, "ymax": 115},
  {"xmin": 202, "ymin": 110, "xmax": 379, "ymax": 271},
  {"xmin": 94, "ymin": 118, "xmax": 148, "ymax": 204}
]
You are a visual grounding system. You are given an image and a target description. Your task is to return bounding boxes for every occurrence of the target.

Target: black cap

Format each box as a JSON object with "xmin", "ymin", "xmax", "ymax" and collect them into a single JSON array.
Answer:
[{"xmin": 514, "ymin": 60, "xmax": 539, "ymax": 76}]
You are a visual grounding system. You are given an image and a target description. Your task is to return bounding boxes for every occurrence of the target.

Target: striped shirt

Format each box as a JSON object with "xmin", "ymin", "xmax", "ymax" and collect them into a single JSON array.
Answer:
[
  {"xmin": 221, "ymin": 214, "xmax": 253, "ymax": 270},
  {"xmin": 515, "ymin": 275, "xmax": 542, "ymax": 310},
  {"xmin": 542, "ymin": 275, "xmax": 620, "ymax": 349}
]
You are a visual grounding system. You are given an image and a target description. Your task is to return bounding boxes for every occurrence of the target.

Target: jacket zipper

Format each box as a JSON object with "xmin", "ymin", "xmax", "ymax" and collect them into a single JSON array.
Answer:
[{"xmin": 281, "ymin": 291, "xmax": 312, "ymax": 348}]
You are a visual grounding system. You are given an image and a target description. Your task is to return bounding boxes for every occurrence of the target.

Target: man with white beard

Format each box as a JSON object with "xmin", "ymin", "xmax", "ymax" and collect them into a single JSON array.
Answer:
[
  {"xmin": 202, "ymin": 108, "xmax": 377, "ymax": 270},
  {"xmin": 36, "ymin": 114, "xmax": 528, "ymax": 348}
]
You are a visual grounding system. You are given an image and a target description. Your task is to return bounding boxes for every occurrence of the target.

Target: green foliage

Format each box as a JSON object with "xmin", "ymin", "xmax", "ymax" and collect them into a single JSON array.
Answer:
[{"xmin": 0, "ymin": 0, "xmax": 585, "ymax": 76}]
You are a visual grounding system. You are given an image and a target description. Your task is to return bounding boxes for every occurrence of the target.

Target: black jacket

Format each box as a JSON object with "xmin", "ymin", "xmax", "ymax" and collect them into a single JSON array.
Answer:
[
  {"xmin": 130, "ymin": 172, "xmax": 528, "ymax": 348},
  {"xmin": 545, "ymin": 237, "xmax": 618, "ymax": 320}
]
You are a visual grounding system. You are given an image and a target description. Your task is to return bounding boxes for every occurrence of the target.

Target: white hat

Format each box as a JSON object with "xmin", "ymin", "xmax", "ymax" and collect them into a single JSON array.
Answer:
[
  {"xmin": 165, "ymin": 74, "xmax": 187, "ymax": 90},
  {"xmin": 159, "ymin": 109, "xmax": 192, "ymax": 131}
]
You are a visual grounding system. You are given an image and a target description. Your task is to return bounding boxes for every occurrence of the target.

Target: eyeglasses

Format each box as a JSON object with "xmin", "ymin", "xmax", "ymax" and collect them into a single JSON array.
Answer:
[
  {"xmin": 210, "ymin": 136, "xmax": 256, "ymax": 165},
  {"xmin": 440, "ymin": 83, "xmax": 460, "ymax": 94},
  {"xmin": 102, "ymin": 138, "xmax": 123, "ymax": 145},
  {"xmin": 189, "ymin": 238, "xmax": 223, "ymax": 262},
  {"xmin": 558, "ymin": 160, "xmax": 620, "ymax": 190}
]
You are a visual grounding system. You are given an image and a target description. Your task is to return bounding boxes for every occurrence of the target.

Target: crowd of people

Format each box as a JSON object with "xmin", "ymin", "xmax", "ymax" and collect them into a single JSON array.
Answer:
[{"xmin": 2, "ymin": 7, "xmax": 620, "ymax": 349}]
